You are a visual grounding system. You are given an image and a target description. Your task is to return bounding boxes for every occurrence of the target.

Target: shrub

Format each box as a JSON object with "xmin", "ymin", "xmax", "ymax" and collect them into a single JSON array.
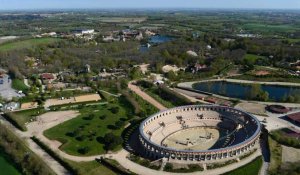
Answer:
[
  {"xmin": 78, "ymin": 146, "xmax": 90, "ymax": 154},
  {"xmin": 164, "ymin": 163, "xmax": 173, "ymax": 171},
  {"xmin": 109, "ymin": 106, "xmax": 119, "ymax": 114}
]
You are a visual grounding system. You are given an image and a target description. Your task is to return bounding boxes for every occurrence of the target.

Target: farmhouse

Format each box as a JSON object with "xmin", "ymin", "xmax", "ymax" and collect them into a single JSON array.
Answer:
[
  {"xmin": 72, "ymin": 29, "xmax": 95, "ymax": 35},
  {"xmin": 40, "ymin": 73, "xmax": 55, "ymax": 84}
]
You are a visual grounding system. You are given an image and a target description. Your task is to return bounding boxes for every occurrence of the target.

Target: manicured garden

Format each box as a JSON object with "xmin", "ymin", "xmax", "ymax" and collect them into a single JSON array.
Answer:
[{"xmin": 44, "ymin": 101, "xmax": 130, "ymax": 156}]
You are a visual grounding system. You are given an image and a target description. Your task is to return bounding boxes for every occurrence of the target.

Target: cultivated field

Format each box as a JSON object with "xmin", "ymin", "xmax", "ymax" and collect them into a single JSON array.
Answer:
[{"xmin": 99, "ymin": 17, "xmax": 147, "ymax": 23}]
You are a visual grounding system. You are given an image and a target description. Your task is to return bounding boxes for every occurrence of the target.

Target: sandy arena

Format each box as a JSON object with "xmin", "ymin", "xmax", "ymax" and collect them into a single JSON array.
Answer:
[{"xmin": 162, "ymin": 127, "xmax": 220, "ymax": 150}]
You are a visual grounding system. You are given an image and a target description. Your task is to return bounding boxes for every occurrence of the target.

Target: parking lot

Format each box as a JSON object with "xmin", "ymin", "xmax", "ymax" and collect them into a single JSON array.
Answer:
[{"xmin": 0, "ymin": 74, "xmax": 25, "ymax": 100}]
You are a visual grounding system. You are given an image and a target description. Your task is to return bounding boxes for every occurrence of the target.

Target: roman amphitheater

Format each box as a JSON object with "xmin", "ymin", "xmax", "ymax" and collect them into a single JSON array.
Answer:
[{"xmin": 139, "ymin": 105, "xmax": 261, "ymax": 163}]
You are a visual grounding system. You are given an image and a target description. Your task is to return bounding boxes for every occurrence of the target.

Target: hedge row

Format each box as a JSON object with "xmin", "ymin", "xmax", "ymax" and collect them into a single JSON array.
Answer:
[
  {"xmin": 3, "ymin": 112, "xmax": 27, "ymax": 131},
  {"xmin": 31, "ymin": 136, "xmax": 78, "ymax": 175}
]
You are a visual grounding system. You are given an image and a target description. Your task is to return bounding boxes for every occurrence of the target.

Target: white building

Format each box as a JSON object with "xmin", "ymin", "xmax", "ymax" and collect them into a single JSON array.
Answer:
[{"xmin": 186, "ymin": 50, "xmax": 198, "ymax": 57}]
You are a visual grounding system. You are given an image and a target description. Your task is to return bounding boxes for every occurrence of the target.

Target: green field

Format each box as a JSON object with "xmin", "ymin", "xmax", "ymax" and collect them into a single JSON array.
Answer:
[
  {"xmin": 0, "ymin": 152, "xmax": 21, "ymax": 175},
  {"xmin": 244, "ymin": 54, "xmax": 266, "ymax": 65},
  {"xmin": 223, "ymin": 156, "xmax": 263, "ymax": 175},
  {"xmin": 44, "ymin": 102, "xmax": 129, "ymax": 156},
  {"xmin": 243, "ymin": 23, "xmax": 297, "ymax": 33},
  {"xmin": 0, "ymin": 38, "xmax": 61, "ymax": 52}
]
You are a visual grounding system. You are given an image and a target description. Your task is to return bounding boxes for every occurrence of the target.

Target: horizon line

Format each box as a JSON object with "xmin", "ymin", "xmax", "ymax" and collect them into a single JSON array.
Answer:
[{"xmin": 1, "ymin": 7, "xmax": 300, "ymax": 12}]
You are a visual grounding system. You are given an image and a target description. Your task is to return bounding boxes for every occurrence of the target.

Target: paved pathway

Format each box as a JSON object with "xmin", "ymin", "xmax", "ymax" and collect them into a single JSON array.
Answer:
[
  {"xmin": 106, "ymin": 149, "xmax": 262, "ymax": 175},
  {"xmin": 128, "ymin": 81, "xmax": 167, "ymax": 111},
  {"xmin": 99, "ymin": 90, "xmax": 121, "ymax": 97}
]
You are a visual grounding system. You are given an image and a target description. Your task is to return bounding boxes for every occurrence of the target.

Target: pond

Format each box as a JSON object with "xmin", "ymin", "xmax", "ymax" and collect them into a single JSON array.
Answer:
[
  {"xmin": 193, "ymin": 81, "xmax": 300, "ymax": 102},
  {"xmin": 139, "ymin": 35, "xmax": 174, "ymax": 52},
  {"xmin": 0, "ymin": 152, "xmax": 21, "ymax": 175}
]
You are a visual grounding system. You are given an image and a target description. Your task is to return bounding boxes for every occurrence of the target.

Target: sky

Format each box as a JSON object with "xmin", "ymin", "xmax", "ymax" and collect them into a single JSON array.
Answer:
[{"xmin": 0, "ymin": 0, "xmax": 300, "ymax": 10}]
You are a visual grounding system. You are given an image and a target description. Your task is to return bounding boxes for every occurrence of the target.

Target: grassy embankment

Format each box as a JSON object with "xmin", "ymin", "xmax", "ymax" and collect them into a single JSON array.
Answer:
[{"xmin": 222, "ymin": 156, "xmax": 263, "ymax": 175}]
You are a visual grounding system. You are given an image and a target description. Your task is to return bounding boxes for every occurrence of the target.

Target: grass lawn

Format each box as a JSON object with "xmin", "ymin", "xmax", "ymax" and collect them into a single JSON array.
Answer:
[
  {"xmin": 244, "ymin": 54, "xmax": 266, "ymax": 65},
  {"xmin": 0, "ymin": 151, "xmax": 21, "ymax": 175},
  {"xmin": 0, "ymin": 38, "xmax": 61, "ymax": 52},
  {"xmin": 44, "ymin": 102, "xmax": 129, "ymax": 156},
  {"xmin": 67, "ymin": 160, "xmax": 117, "ymax": 175},
  {"xmin": 12, "ymin": 79, "xmax": 29, "ymax": 92},
  {"xmin": 223, "ymin": 156, "xmax": 263, "ymax": 175}
]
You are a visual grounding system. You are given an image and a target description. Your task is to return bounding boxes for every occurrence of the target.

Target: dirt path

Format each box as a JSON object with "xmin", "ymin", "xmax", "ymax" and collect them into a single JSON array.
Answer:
[
  {"xmin": 0, "ymin": 115, "xmax": 70, "ymax": 175},
  {"xmin": 128, "ymin": 81, "xmax": 167, "ymax": 111}
]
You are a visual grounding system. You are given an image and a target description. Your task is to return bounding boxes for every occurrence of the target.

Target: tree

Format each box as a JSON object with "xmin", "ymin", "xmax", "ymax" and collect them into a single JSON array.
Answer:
[
  {"xmin": 166, "ymin": 70, "xmax": 177, "ymax": 81},
  {"xmin": 103, "ymin": 133, "xmax": 123, "ymax": 151},
  {"xmin": 250, "ymin": 84, "xmax": 262, "ymax": 100},
  {"xmin": 129, "ymin": 67, "xmax": 143, "ymax": 80}
]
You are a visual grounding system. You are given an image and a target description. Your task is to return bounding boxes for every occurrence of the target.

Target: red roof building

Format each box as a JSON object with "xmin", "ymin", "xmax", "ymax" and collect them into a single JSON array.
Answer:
[{"xmin": 41, "ymin": 73, "xmax": 54, "ymax": 80}]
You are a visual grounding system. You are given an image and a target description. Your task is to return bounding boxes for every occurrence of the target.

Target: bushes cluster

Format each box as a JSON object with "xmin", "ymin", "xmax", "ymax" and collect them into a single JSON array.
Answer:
[
  {"xmin": 270, "ymin": 130, "xmax": 300, "ymax": 148},
  {"xmin": 97, "ymin": 133, "xmax": 123, "ymax": 151}
]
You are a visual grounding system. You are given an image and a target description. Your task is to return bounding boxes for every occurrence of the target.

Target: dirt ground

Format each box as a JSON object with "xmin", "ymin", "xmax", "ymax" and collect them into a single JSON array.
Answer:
[
  {"xmin": 235, "ymin": 102, "xmax": 266, "ymax": 115},
  {"xmin": 26, "ymin": 110, "xmax": 79, "ymax": 148},
  {"xmin": 21, "ymin": 102, "xmax": 38, "ymax": 110},
  {"xmin": 44, "ymin": 94, "xmax": 101, "ymax": 107},
  {"xmin": 282, "ymin": 145, "xmax": 300, "ymax": 163},
  {"xmin": 254, "ymin": 70, "xmax": 271, "ymax": 76}
]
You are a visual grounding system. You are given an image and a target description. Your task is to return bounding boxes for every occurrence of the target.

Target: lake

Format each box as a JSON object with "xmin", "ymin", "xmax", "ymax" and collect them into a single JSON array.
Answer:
[
  {"xmin": 193, "ymin": 81, "xmax": 300, "ymax": 102},
  {"xmin": 139, "ymin": 35, "xmax": 174, "ymax": 52},
  {"xmin": 0, "ymin": 152, "xmax": 21, "ymax": 175}
]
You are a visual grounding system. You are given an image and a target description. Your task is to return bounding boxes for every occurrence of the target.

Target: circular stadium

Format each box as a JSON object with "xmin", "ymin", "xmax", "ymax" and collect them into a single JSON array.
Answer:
[{"xmin": 139, "ymin": 105, "xmax": 261, "ymax": 162}]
